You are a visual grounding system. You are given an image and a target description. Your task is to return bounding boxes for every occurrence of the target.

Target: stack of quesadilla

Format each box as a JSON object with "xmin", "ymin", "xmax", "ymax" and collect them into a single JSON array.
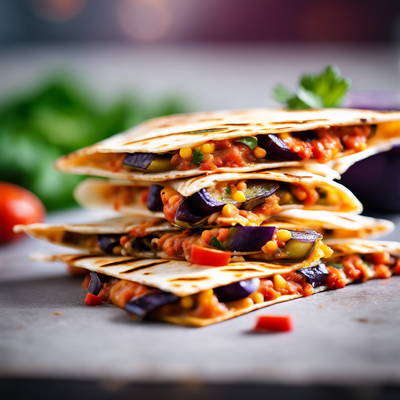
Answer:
[{"xmin": 15, "ymin": 108, "xmax": 400, "ymax": 326}]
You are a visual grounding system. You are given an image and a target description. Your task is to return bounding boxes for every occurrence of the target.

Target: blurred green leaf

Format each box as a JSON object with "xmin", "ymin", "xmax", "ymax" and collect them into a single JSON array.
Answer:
[
  {"xmin": 272, "ymin": 64, "xmax": 351, "ymax": 109},
  {"xmin": 0, "ymin": 74, "xmax": 188, "ymax": 211}
]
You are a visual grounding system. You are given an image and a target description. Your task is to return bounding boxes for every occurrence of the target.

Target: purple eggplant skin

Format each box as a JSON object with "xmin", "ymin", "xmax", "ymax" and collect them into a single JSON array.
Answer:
[
  {"xmin": 223, "ymin": 226, "xmax": 276, "ymax": 252},
  {"xmin": 298, "ymin": 262, "xmax": 329, "ymax": 288},
  {"xmin": 175, "ymin": 188, "xmax": 226, "ymax": 225},
  {"xmin": 123, "ymin": 153, "xmax": 157, "ymax": 170},
  {"xmin": 98, "ymin": 234, "xmax": 122, "ymax": 255},
  {"xmin": 125, "ymin": 290, "xmax": 180, "ymax": 318},
  {"xmin": 258, "ymin": 134, "xmax": 302, "ymax": 161},
  {"xmin": 241, "ymin": 183, "xmax": 280, "ymax": 211},
  {"xmin": 214, "ymin": 278, "xmax": 260, "ymax": 303},
  {"xmin": 289, "ymin": 229, "xmax": 322, "ymax": 242},
  {"xmin": 147, "ymin": 184, "xmax": 164, "ymax": 211},
  {"xmin": 88, "ymin": 272, "xmax": 104, "ymax": 295}
]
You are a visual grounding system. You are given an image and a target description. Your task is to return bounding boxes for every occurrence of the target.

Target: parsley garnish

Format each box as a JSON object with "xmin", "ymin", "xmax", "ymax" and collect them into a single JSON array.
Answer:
[
  {"xmin": 331, "ymin": 263, "xmax": 344, "ymax": 269},
  {"xmin": 210, "ymin": 236, "xmax": 225, "ymax": 251},
  {"xmin": 226, "ymin": 186, "xmax": 232, "ymax": 195},
  {"xmin": 272, "ymin": 65, "xmax": 351, "ymax": 109},
  {"xmin": 235, "ymin": 137, "xmax": 258, "ymax": 150},
  {"xmin": 192, "ymin": 149, "xmax": 205, "ymax": 166}
]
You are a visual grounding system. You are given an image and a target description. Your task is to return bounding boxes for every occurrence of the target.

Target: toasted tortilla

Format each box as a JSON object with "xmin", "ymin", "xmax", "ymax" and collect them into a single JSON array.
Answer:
[
  {"xmin": 14, "ymin": 217, "xmax": 177, "ymax": 253},
  {"xmin": 266, "ymin": 210, "xmax": 394, "ymax": 239},
  {"xmin": 74, "ymin": 169, "xmax": 363, "ymax": 223},
  {"xmin": 325, "ymin": 239, "xmax": 400, "ymax": 258},
  {"xmin": 55, "ymin": 108, "xmax": 400, "ymax": 181},
  {"xmin": 38, "ymin": 253, "xmax": 324, "ymax": 297}
]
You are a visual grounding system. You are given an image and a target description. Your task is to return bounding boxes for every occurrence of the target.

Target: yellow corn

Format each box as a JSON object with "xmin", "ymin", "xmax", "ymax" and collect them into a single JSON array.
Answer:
[
  {"xmin": 236, "ymin": 180, "xmax": 247, "ymax": 191},
  {"xmin": 232, "ymin": 190, "xmax": 246, "ymax": 202},
  {"xmin": 253, "ymin": 146, "xmax": 267, "ymax": 159},
  {"xmin": 250, "ymin": 292, "xmax": 264, "ymax": 304},
  {"xmin": 222, "ymin": 204, "xmax": 237, "ymax": 217},
  {"xmin": 263, "ymin": 240, "xmax": 278, "ymax": 254},
  {"xmin": 179, "ymin": 148, "xmax": 192, "ymax": 159},
  {"xmin": 180, "ymin": 296, "xmax": 194, "ymax": 309},
  {"xmin": 200, "ymin": 143, "xmax": 215, "ymax": 154},
  {"xmin": 273, "ymin": 274, "xmax": 288, "ymax": 290},
  {"xmin": 230, "ymin": 297, "xmax": 254, "ymax": 309},
  {"xmin": 161, "ymin": 187, "xmax": 177, "ymax": 202},
  {"xmin": 276, "ymin": 229, "xmax": 292, "ymax": 243}
]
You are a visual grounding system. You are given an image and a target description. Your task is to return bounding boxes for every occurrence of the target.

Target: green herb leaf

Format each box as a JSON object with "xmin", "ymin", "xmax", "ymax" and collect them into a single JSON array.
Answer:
[
  {"xmin": 331, "ymin": 263, "xmax": 344, "ymax": 269},
  {"xmin": 210, "ymin": 236, "xmax": 225, "ymax": 251},
  {"xmin": 192, "ymin": 149, "xmax": 205, "ymax": 166},
  {"xmin": 235, "ymin": 136, "xmax": 258, "ymax": 150},
  {"xmin": 226, "ymin": 186, "xmax": 232, "ymax": 195},
  {"xmin": 272, "ymin": 64, "xmax": 351, "ymax": 110}
]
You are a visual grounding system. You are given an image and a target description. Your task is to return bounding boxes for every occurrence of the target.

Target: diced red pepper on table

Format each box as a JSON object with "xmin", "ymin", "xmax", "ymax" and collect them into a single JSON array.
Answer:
[
  {"xmin": 254, "ymin": 315, "xmax": 293, "ymax": 332},
  {"xmin": 84, "ymin": 293, "xmax": 103, "ymax": 306}
]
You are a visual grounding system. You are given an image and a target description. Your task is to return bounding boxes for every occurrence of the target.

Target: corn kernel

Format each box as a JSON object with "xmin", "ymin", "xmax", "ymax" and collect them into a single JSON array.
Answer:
[
  {"xmin": 161, "ymin": 187, "xmax": 177, "ymax": 202},
  {"xmin": 263, "ymin": 240, "xmax": 278, "ymax": 254},
  {"xmin": 276, "ymin": 229, "xmax": 292, "ymax": 243},
  {"xmin": 280, "ymin": 133, "xmax": 290, "ymax": 139},
  {"xmin": 180, "ymin": 296, "xmax": 194, "ymax": 309},
  {"xmin": 198, "ymin": 289, "xmax": 214, "ymax": 303},
  {"xmin": 326, "ymin": 191, "xmax": 339, "ymax": 205},
  {"xmin": 357, "ymin": 142, "xmax": 367, "ymax": 151},
  {"xmin": 273, "ymin": 274, "xmax": 288, "ymax": 290},
  {"xmin": 253, "ymin": 146, "xmax": 267, "ymax": 159},
  {"xmin": 232, "ymin": 190, "xmax": 246, "ymax": 202},
  {"xmin": 250, "ymin": 292, "xmax": 264, "ymax": 304},
  {"xmin": 230, "ymin": 297, "xmax": 254, "ymax": 309},
  {"xmin": 222, "ymin": 204, "xmax": 237, "ymax": 217},
  {"xmin": 200, "ymin": 143, "xmax": 215, "ymax": 154},
  {"xmin": 179, "ymin": 148, "xmax": 192, "ymax": 159},
  {"xmin": 169, "ymin": 194, "xmax": 181, "ymax": 205}
]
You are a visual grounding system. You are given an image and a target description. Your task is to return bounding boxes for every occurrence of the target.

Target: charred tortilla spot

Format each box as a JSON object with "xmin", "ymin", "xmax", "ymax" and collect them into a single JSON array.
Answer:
[
  {"xmin": 234, "ymin": 274, "xmax": 243, "ymax": 278},
  {"xmin": 283, "ymin": 173, "xmax": 311, "ymax": 179},
  {"xmin": 169, "ymin": 277, "xmax": 208, "ymax": 281},
  {"xmin": 223, "ymin": 123, "xmax": 251, "ymax": 126},
  {"xmin": 172, "ymin": 284, "xmax": 181, "ymax": 287},
  {"xmin": 120, "ymin": 261, "xmax": 166, "ymax": 273},
  {"xmin": 143, "ymin": 272, "xmax": 153, "ymax": 275},
  {"xmin": 270, "ymin": 119, "xmax": 330, "ymax": 125},
  {"xmin": 222, "ymin": 268, "xmax": 262, "ymax": 272},
  {"xmin": 100, "ymin": 258, "xmax": 139, "ymax": 268},
  {"xmin": 69, "ymin": 255, "xmax": 99, "ymax": 262},
  {"xmin": 360, "ymin": 118, "xmax": 367, "ymax": 123}
]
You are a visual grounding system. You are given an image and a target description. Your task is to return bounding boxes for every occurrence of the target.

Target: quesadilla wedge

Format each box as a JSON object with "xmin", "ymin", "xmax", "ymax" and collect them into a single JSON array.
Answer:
[
  {"xmin": 55, "ymin": 108, "xmax": 400, "ymax": 181},
  {"xmin": 15, "ymin": 218, "xmax": 332, "ymax": 266},
  {"xmin": 74, "ymin": 169, "xmax": 362, "ymax": 228},
  {"xmin": 39, "ymin": 240, "xmax": 400, "ymax": 326}
]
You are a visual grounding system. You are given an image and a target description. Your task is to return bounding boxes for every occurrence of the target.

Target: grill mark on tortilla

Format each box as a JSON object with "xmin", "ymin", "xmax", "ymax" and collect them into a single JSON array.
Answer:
[
  {"xmin": 223, "ymin": 123, "xmax": 251, "ymax": 126},
  {"xmin": 168, "ymin": 277, "xmax": 208, "ymax": 281},
  {"xmin": 284, "ymin": 173, "xmax": 311, "ymax": 179},
  {"xmin": 122, "ymin": 128, "xmax": 226, "ymax": 145},
  {"xmin": 222, "ymin": 268, "xmax": 262, "ymax": 272},
  {"xmin": 270, "ymin": 119, "xmax": 329, "ymax": 125},
  {"xmin": 360, "ymin": 118, "xmax": 367, "ymax": 123},
  {"xmin": 120, "ymin": 260, "xmax": 166, "ymax": 273},
  {"xmin": 69, "ymin": 255, "xmax": 99, "ymax": 262},
  {"xmin": 98, "ymin": 258, "xmax": 139, "ymax": 267}
]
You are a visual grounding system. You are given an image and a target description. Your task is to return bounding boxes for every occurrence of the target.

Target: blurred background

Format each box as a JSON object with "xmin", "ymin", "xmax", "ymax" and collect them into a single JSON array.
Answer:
[{"xmin": 1, "ymin": 0, "xmax": 400, "ymax": 212}]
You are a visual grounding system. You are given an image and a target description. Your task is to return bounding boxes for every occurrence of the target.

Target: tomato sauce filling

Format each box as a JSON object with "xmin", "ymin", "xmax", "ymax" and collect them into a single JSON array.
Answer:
[
  {"xmin": 82, "ymin": 253, "xmax": 399, "ymax": 320},
  {"xmin": 109, "ymin": 124, "xmax": 374, "ymax": 173}
]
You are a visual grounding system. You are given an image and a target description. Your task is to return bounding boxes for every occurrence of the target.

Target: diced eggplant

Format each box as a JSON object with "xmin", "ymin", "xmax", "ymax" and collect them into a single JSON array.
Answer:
[
  {"xmin": 125, "ymin": 290, "xmax": 179, "ymax": 318},
  {"xmin": 123, "ymin": 153, "xmax": 173, "ymax": 172},
  {"xmin": 241, "ymin": 182, "xmax": 280, "ymax": 210},
  {"xmin": 147, "ymin": 184, "xmax": 164, "ymax": 211},
  {"xmin": 88, "ymin": 271, "xmax": 103, "ymax": 295},
  {"xmin": 98, "ymin": 234, "xmax": 122, "ymax": 255},
  {"xmin": 175, "ymin": 188, "xmax": 226, "ymax": 226},
  {"xmin": 223, "ymin": 226, "xmax": 276, "ymax": 252},
  {"xmin": 214, "ymin": 278, "xmax": 260, "ymax": 303},
  {"xmin": 258, "ymin": 134, "xmax": 302, "ymax": 161},
  {"xmin": 298, "ymin": 262, "xmax": 329, "ymax": 287}
]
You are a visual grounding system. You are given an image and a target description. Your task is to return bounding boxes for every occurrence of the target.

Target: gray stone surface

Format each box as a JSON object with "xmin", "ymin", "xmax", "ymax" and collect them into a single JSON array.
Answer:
[{"xmin": 1, "ymin": 210, "xmax": 400, "ymax": 386}]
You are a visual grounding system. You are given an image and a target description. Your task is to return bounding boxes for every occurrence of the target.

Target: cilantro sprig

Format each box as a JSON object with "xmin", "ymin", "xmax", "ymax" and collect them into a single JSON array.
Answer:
[
  {"xmin": 210, "ymin": 236, "xmax": 225, "ymax": 251},
  {"xmin": 272, "ymin": 65, "xmax": 351, "ymax": 109}
]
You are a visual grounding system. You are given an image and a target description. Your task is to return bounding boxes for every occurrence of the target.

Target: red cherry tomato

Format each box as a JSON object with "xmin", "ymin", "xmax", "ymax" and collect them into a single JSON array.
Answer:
[
  {"xmin": 0, "ymin": 182, "xmax": 46, "ymax": 244},
  {"xmin": 191, "ymin": 245, "xmax": 232, "ymax": 266},
  {"xmin": 254, "ymin": 315, "xmax": 294, "ymax": 332}
]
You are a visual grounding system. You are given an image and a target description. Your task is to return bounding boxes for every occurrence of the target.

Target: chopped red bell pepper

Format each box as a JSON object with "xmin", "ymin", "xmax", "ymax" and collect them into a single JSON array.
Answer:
[
  {"xmin": 254, "ymin": 315, "xmax": 293, "ymax": 332},
  {"xmin": 191, "ymin": 245, "xmax": 231, "ymax": 266},
  {"xmin": 84, "ymin": 292, "xmax": 103, "ymax": 306}
]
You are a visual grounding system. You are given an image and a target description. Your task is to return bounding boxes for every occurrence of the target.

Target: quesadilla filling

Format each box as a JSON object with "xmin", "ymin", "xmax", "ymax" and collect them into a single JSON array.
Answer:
[
  {"xmin": 114, "ymin": 124, "xmax": 376, "ymax": 173},
  {"xmin": 81, "ymin": 252, "xmax": 400, "ymax": 323},
  {"xmin": 64, "ymin": 226, "xmax": 331, "ymax": 266},
  {"xmin": 158, "ymin": 180, "xmax": 346, "ymax": 227}
]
